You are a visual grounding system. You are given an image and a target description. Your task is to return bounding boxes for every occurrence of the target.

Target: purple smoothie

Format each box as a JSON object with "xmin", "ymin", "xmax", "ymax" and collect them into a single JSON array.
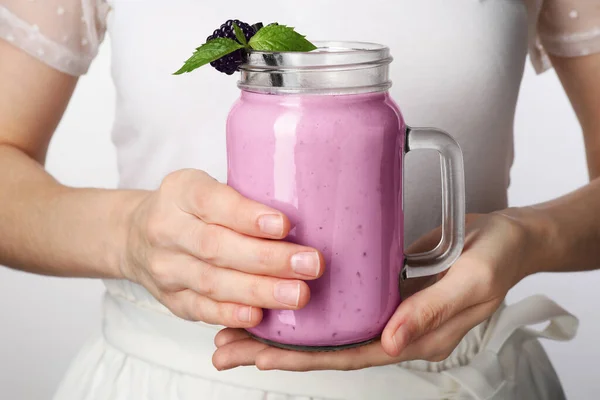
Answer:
[{"xmin": 227, "ymin": 90, "xmax": 406, "ymax": 347}]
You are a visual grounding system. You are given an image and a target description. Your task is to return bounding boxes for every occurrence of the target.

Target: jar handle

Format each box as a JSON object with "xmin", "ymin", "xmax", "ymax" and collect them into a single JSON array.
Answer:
[{"xmin": 402, "ymin": 126, "xmax": 466, "ymax": 279}]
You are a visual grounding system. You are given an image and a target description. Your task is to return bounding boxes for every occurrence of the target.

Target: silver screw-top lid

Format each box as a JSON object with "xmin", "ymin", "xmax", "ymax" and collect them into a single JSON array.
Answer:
[{"xmin": 238, "ymin": 41, "xmax": 393, "ymax": 95}]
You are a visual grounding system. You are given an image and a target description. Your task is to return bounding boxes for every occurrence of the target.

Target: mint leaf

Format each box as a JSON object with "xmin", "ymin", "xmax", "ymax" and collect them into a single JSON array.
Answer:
[
  {"xmin": 249, "ymin": 24, "xmax": 317, "ymax": 52},
  {"xmin": 233, "ymin": 23, "xmax": 248, "ymax": 46},
  {"xmin": 173, "ymin": 38, "xmax": 244, "ymax": 75}
]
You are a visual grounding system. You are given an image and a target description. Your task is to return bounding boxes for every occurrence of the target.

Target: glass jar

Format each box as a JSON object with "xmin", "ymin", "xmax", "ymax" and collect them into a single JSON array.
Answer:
[{"xmin": 226, "ymin": 42, "xmax": 465, "ymax": 350}]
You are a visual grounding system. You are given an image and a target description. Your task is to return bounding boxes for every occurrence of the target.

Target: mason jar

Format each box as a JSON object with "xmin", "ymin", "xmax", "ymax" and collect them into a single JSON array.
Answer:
[{"xmin": 226, "ymin": 42, "xmax": 466, "ymax": 350}]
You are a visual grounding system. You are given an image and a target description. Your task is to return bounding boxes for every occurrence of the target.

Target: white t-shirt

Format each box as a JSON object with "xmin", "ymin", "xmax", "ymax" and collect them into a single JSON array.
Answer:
[
  {"xmin": 2, "ymin": 0, "xmax": 598, "ymax": 241},
  {"xmin": 0, "ymin": 1, "xmax": 595, "ymax": 399}
]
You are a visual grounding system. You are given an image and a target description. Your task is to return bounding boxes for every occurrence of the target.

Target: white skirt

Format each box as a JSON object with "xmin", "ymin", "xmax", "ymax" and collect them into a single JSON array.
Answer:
[{"xmin": 53, "ymin": 288, "xmax": 577, "ymax": 400}]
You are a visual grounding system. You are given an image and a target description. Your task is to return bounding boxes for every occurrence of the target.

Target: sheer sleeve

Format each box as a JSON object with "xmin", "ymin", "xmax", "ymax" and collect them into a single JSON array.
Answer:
[
  {"xmin": 0, "ymin": 0, "xmax": 109, "ymax": 76},
  {"xmin": 527, "ymin": 0, "xmax": 600, "ymax": 74}
]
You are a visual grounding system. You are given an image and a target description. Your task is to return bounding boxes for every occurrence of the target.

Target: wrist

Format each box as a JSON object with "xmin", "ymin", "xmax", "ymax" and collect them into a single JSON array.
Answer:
[
  {"xmin": 110, "ymin": 189, "xmax": 149, "ymax": 281},
  {"xmin": 506, "ymin": 205, "xmax": 563, "ymax": 278}
]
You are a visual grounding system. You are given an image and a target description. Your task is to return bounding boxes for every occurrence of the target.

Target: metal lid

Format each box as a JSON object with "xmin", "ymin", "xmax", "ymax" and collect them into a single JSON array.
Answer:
[{"xmin": 238, "ymin": 41, "xmax": 393, "ymax": 95}]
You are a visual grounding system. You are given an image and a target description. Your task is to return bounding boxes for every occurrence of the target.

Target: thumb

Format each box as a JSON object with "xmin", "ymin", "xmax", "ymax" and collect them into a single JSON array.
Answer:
[{"xmin": 381, "ymin": 268, "xmax": 477, "ymax": 357}]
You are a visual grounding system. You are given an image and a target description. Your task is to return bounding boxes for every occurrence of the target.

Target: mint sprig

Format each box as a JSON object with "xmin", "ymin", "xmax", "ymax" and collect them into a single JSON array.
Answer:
[
  {"xmin": 249, "ymin": 24, "xmax": 317, "ymax": 52},
  {"xmin": 233, "ymin": 23, "xmax": 248, "ymax": 46},
  {"xmin": 174, "ymin": 22, "xmax": 317, "ymax": 75},
  {"xmin": 174, "ymin": 38, "xmax": 244, "ymax": 75}
]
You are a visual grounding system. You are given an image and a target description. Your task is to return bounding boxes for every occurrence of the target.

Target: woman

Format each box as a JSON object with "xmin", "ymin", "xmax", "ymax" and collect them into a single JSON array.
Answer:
[{"xmin": 0, "ymin": 0, "xmax": 598, "ymax": 399}]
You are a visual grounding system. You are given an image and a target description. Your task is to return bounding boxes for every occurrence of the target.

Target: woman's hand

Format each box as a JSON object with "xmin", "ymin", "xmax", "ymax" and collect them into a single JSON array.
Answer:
[
  {"xmin": 121, "ymin": 169, "xmax": 324, "ymax": 328},
  {"xmin": 211, "ymin": 209, "xmax": 549, "ymax": 371}
]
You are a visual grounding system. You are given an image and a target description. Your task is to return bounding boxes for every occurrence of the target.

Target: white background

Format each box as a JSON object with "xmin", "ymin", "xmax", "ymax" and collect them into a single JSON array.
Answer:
[{"xmin": 1, "ymin": 39, "xmax": 599, "ymax": 399}]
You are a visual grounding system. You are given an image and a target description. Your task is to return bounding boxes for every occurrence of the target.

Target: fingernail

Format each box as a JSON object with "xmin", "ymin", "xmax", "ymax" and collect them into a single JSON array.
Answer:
[
  {"xmin": 393, "ymin": 325, "xmax": 409, "ymax": 354},
  {"xmin": 274, "ymin": 282, "xmax": 300, "ymax": 307},
  {"xmin": 258, "ymin": 214, "xmax": 284, "ymax": 237},
  {"xmin": 237, "ymin": 306, "xmax": 252, "ymax": 322},
  {"xmin": 291, "ymin": 252, "xmax": 320, "ymax": 277}
]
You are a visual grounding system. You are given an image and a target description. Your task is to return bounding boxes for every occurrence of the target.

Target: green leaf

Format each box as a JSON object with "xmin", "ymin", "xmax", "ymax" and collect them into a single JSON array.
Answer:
[
  {"xmin": 233, "ymin": 23, "xmax": 248, "ymax": 46},
  {"xmin": 249, "ymin": 24, "xmax": 317, "ymax": 52},
  {"xmin": 173, "ymin": 38, "xmax": 244, "ymax": 75}
]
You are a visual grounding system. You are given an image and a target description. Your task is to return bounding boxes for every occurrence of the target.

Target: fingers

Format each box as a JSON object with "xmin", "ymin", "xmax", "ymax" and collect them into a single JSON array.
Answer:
[
  {"xmin": 214, "ymin": 328, "xmax": 250, "ymax": 347},
  {"xmin": 257, "ymin": 342, "xmax": 390, "ymax": 371},
  {"xmin": 397, "ymin": 300, "xmax": 500, "ymax": 362},
  {"xmin": 405, "ymin": 213, "xmax": 482, "ymax": 255},
  {"xmin": 214, "ymin": 338, "xmax": 395, "ymax": 372},
  {"xmin": 212, "ymin": 338, "xmax": 270, "ymax": 371},
  {"xmin": 195, "ymin": 265, "xmax": 311, "ymax": 309},
  {"xmin": 211, "ymin": 300, "xmax": 500, "ymax": 372},
  {"xmin": 213, "ymin": 327, "xmax": 396, "ymax": 372},
  {"xmin": 153, "ymin": 253, "xmax": 311, "ymax": 310},
  {"xmin": 177, "ymin": 219, "xmax": 324, "ymax": 279},
  {"xmin": 387, "ymin": 213, "xmax": 496, "ymax": 357},
  {"xmin": 163, "ymin": 289, "xmax": 264, "ymax": 328},
  {"xmin": 380, "ymin": 265, "xmax": 481, "ymax": 357},
  {"xmin": 172, "ymin": 169, "xmax": 291, "ymax": 239}
]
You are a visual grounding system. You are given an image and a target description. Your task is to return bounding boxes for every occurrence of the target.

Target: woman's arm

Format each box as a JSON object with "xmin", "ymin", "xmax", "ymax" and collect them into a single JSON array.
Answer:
[
  {"xmin": 0, "ymin": 39, "xmax": 142, "ymax": 279},
  {"xmin": 0, "ymin": 38, "xmax": 323, "ymax": 328},
  {"xmin": 552, "ymin": 54, "xmax": 600, "ymax": 179},
  {"xmin": 526, "ymin": 53, "xmax": 600, "ymax": 276}
]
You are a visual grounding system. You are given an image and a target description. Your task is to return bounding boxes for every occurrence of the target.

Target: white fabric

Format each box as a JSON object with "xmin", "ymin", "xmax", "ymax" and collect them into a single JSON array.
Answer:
[
  {"xmin": 0, "ymin": 0, "xmax": 108, "ymax": 75},
  {"xmin": 0, "ymin": 0, "xmax": 591, "ymax": 399},
  {"xmin": 53, "ymin": 292, "xmax": 577, "ymax": 400},
  {"xmin": 526, "ymin": 0, "xmax": 600, "ymax": 73},
  {"xmin": 1, "ymin": 0, "xmax": 600, "ymax": 76}
]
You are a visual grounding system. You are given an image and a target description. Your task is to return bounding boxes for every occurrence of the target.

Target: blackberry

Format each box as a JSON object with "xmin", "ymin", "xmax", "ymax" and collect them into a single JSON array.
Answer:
[{"xmin": 207, "ymin": 19, "xmax": 257, "ymax": 75}]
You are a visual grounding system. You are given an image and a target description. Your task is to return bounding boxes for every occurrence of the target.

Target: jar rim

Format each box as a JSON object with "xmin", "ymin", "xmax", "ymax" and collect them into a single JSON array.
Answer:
[
  {"xmin": 239, "ymin": 41, "xmax": 391, "ymax": 71},
  {"xmin": 238, "ymin": 41, "xmax": 393, "ymax": 95}
]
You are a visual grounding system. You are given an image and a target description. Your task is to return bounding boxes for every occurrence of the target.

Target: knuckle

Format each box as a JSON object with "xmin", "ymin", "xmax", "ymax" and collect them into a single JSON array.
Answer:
[
  {"xmin": 192, "ymin": 188, "xmax": 213, "ymax": 220},
  {"xmin": 145, "ymin": 212, "xmax": 168, "ymax": 245},
  {"xmin": 161, "ymin": 169, "xmax": 215, "ymax": 218},
  {"xmin": 341, "ymin": 348, "xmax": 368, "ymax": 370},
  {"xmin": 161, "ymin": 169, "xmax": 192, "ymax": 191},
  {"xmin": 191, "ymin": 178, "xmax": 219, "ymax": 220},
  {"xmin": 161, "ymin": 293, "xmax": 192, "ymax": 320},
  {"xmin": 255, "ymin": 355, "xmax": 272, "ymax": 371},
  {"xmin": 245, "ymin": 277, "xmax": 262, "ymax": 303},
  {"xmin": 159, "ymin": 171, "xmax": 178, "ymax": 192},
  {"xmin": 216, "ymin": 303, "xmax": 236, "ymax": 325},
  {"xmin": 187, "ymin": 308, "xmax": 206, "ymax": 323},
  {"xmin": 171, "ymin": 293, "xmax": 206, "ymax": 322},
  {"xmin": 196, "ymin": 264, "xmax": 218, "ymax": 298},
  {"xmin": 256, "ymin": 244, "xmax": 277, "ymax": 269},
  {"xmin": 256, "ymin": 352, "xmax": 290, "ymax": 371},
  {"xmin": 147, "ymin": 257, "xmax": 172, "ymax": 286},
  {"xmin": 196, "ymin": 225, "xmax": 222, "ymax": 262},
  {"xmin": 231, "ymin": 192, "xmax": 251, "ymax": 225},
  {"xmin": 188, "ymin": 296, "xmax": 208, "ymax": 322},
  {"xmin": 153, "ymin": 288, "xmax": 169, "ymax": 307},
  {"xmin": 169, "ymin": 304, "xmax": 191, "ymax": 321}
]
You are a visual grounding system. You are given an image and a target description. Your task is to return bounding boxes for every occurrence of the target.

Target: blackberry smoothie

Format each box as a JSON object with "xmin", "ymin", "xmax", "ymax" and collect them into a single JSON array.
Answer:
[
  {"xmin": 226, "ymin": 42, "xmax": 465, "ymax": 349},
  {"xmin": 227, "ymin": 91, "xmax": 405, "ymax": 347}
]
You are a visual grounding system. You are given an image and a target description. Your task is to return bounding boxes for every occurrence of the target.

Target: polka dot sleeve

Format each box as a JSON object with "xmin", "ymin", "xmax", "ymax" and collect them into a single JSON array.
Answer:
[
  {"xmin": 0, "ymin": 0, "xmax": 109, "ymax": 76},
  {"xmin": 526, "ymin": 0, "xmax": 600, "ymax": 73}
]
